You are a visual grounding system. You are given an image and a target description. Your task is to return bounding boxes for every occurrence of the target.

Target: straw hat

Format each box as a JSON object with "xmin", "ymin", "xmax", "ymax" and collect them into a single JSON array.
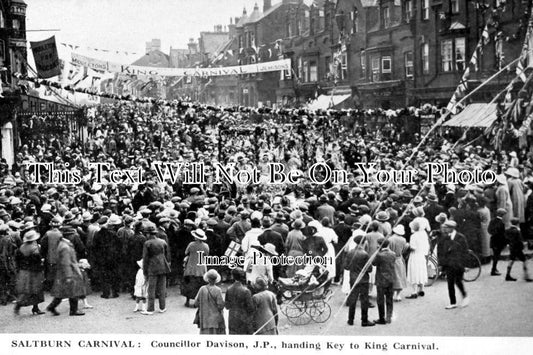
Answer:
[
  {"xmin": 192, "ymin": 229, "xmax": 207, "ymax": 241},
  {"xmin": 504, "ymin": 167, "xmax": 519, "ymax": 179},
  {"xmin": 260, "ymin": 243, "xmax": 278, "ymax": 256}
]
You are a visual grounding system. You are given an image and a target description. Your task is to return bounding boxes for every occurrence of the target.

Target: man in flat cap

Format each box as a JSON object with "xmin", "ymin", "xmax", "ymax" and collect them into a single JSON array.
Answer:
[{"xmin": 438, "ymin": 220, "xmax": 469, "ymax": 309}]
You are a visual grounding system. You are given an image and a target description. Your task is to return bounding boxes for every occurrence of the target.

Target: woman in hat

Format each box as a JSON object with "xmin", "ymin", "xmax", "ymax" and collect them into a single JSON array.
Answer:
[
  {"xmin": 387, "ymin": 225, "xmax": 409, "ymax": 302},
  {"xmin": 251, "ymin": 276, "xmax": 278, "ymax": 335},
  {"xmin": 406, "ymin": 220, "xmax": 429, "ymax": 299},
  {"xmin": 194, "ymin": 269, "xmax": 226, "ymax": 334},
  {"xmin": 284, "ymin": 219, "xmax": 306, "ymax": 278},
  {"xmin": 182, "ymin": 229, "xmax": 209, "ymax": 307},
  {"xmin": 14, "ymin": 230, "xmax": 45, "ymax": 315}
]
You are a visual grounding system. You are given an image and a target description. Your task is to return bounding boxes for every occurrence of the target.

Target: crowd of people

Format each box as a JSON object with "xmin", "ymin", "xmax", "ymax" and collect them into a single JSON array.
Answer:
[{"xmin": 0, "ymin": 100, "xmax": 532, "ymax": 333}]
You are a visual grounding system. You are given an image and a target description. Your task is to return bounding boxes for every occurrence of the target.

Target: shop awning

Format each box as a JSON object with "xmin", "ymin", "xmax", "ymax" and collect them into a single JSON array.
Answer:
[
  {"xmin": 443, "ymin": 103, "xmax": 497, "ymax": 128},
  {"xmin": 308, "ymin": 94, "xmax": 351, "ymax": 110}
]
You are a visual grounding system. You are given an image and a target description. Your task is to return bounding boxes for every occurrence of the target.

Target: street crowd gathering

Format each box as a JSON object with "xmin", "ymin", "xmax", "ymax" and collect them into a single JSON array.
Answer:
[{"xmin": 1, "ymin": 100, "xmax": 532, "ymax": 334}]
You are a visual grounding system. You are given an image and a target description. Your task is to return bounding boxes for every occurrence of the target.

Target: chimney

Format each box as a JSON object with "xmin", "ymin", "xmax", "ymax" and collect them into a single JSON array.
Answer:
[
  {"xmin": 264, "ymin": 0, "xmax": 271, "ymax": 12},
  {"xmin": 243, "ymin": 7, "xmax": 247, "ymax": 16}
]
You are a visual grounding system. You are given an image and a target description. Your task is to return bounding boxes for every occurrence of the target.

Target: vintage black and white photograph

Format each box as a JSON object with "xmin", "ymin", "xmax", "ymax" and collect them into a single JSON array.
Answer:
[{"xmin": 0, "ymin": 0, "xmax": 532, "ymax": 353}]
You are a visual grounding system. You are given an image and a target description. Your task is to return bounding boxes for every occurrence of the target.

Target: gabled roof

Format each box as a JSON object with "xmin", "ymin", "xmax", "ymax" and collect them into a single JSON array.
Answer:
[{"xmin": 131, "ymin": 50, "xmax": 171, "ymax": 68}]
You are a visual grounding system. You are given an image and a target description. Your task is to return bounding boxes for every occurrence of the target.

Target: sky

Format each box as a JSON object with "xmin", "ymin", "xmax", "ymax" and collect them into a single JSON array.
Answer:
[{"xmin": 25, "ymin": 0, "xmax": 266, "ymax": 62}]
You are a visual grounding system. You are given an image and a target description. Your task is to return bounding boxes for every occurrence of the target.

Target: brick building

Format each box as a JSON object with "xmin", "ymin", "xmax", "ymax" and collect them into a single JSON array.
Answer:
[
  {"xmin": 278, "ymin": 0, "xmax": 355, "ymax": 108},
  {"xmin": 334, "ymin": 0, "xmax": 530, "ymax": 109},
  {"xmin": 236, "ymin": 0, "xmax": 307, "ymax": 107}
]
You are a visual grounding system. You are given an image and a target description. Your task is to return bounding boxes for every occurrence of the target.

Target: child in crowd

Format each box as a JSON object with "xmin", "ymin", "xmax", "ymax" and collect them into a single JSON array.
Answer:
[
  {"xmin": 133, "ymin": 259, "xmax": 148, "ymax": 313},
  {"xmin": 78, "ymin": 259, "xmax": 93, "ymax": 309}
]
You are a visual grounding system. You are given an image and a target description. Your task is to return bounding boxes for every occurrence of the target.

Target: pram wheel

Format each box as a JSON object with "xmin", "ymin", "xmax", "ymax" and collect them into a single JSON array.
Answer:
[
  {"xmin": 282, "ymin": 301, "xmax": 312, "ymax": 325},
  {"xmin": 308, "ymin": 300, "xmax": 331, "ymax": 323}
]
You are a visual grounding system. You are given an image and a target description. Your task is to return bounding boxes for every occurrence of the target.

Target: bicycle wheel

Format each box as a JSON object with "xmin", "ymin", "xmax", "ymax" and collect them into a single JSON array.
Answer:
[
  {"xmin": 463, "ymin": 250, "xmax": 481, "ymax": 282},
  {"xmin": 308, "ymin": 300, "xmax": 331, "ymax": 323},
  {"xmin": 282, "ymin": 301, "xmax": 312, "ymax": 325},
  {"xmin": 426, "ymin": 256, "xmax": 439, "ymax": 287}
]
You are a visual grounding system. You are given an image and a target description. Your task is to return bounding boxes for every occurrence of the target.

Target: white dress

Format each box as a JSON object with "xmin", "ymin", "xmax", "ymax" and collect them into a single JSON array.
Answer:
[
  {"xmin": 407, "ymin": 231, "xmax": 430, "ymax": 285},
  {"xmin": 318, "ymin": 227, "xmax": 338, "ymax": 279}
]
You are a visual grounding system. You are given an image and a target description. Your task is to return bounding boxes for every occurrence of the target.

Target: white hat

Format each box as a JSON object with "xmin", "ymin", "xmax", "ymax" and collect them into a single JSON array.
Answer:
[
  {"xmin": 392, "ymin": 225, "xmax": 405, "ymax": 236},
  {"xmin": 192, "ymin": 229, "xmax": 207, "ymax": 241}
]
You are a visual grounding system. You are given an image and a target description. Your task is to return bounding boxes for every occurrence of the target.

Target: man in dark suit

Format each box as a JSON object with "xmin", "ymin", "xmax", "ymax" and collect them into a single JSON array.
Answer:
[
  {"xmin": 142, "ymin": 225, "xmax": 171, "ymax": 315},
  {"xmin": 92, "ymin": 214, "xmax": 122, "ymax": 299},
  {"xmin": 258, "ymin": 216, "xmax": 285, "ymax": 279},
  {"xmin": 488, "ymin": 208, "xmax": 508, "ymax": 276},
  {"xmin": 424, "ymin": 193, "xmax": 445, "ymax": 231},
  {"xmin": 258, "ymin": 217, "xmax": 285, "ymax": 256},
  {"xmin": 344, "ymin": 235, "xmax": 375, "ymax": 327},
  {"xmin": 225, "ymin": 268, "xmax": 254, "ymax": 334},
  {"xmin": 333, "ymin": 213, "xmax": 352, "ymax": 283},
  {"xmin": 372, "ymin": 238, "xmax": 396, "ymax": 324},
  {"xmin": 438, "ymin": 220, "xmax": 469, "ymax": 309}
]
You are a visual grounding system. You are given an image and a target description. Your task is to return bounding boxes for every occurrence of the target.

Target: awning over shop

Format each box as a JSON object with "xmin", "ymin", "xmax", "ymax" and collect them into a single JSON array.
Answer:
[
  {"xmin": 443, "ymin": 103, "xmax": 497, "ymax": 128},
  {"xmin": 308, "ymin": 94, "xmax": 351, "ymax": 110}
]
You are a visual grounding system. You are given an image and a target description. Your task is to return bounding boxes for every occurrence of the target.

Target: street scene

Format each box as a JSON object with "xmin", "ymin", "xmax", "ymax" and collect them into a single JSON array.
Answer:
[{"xmin": 0, "ymin": 0, "xmax": 532, "ymax": 342}]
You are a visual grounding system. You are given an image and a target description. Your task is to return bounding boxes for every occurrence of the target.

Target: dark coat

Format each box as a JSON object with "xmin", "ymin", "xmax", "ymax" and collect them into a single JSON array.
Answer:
[
  {"xmin": 372, "ymin": 248, "xmax": 396, "ymax": 287},
  {"xmin": 344, "ymin": 248, "xmax": 370, "ymax": 285},
  {"xmin": 92, "ymin": 227, "xmax": 121, "ymax": 268},
  {"xmin": 59, "ymin": 226, "xmax": 86, "ymax": 260},
  {"xmin": 333, "ymin": 222, "xmax": 352, "ymax": 252},
  {"xmin": 302, "ymin": 235, "xmax": 328, "ymax": 257},
  {"xmin": 225, "ymin": 281, "xmax": 254, "ymax": 334},
  {"xmin": 424, "ymin": 202, "xmax": 446, "ymax": 230},
  {"xmin": 488, "ymin": 217, "xmax": 507, "ymax": 250},
  {"xmin": 438, "ymin": 232, "xmax": 469, "ymax": 270},
  {"xmin": 50, "ymin": 239, "xmax": 85, "ymax": 299},
  {"xmin": 258, "ymin": 229, "xmax": 285, "ymax": 255},
  {"xmin": 143, "ymin": 237, "xmax": 171, "ymax": 276},
  {"xmin": 505, "ymin": 227, "xmax": 524, "ymax": 254}
]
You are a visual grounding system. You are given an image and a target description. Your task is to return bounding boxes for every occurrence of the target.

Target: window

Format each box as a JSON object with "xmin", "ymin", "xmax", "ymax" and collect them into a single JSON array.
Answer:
[
  {"xmin": 319, "ymin": 10, "xmax": 325, "ymax": 31},
  {"xmin": 0, "ymin": 10, "xmax": 4, "ymax": 28},
  {"xmin": 371, "ymin": 56, "xmax": 380, "ymax": 82},
  {"xmin": 287, "ymin": 22, "xmax": 292, "ymax": 37},
  {"xmin": 455, "ymin": 38, "xmax": 465, "ymax": 71},
  {"xmin": 325, "ymin": 10, "xmax": 330, "ymax": 30},
  {"xmin": 404, "ymin": 0, "xmax": 413, "ymax": 22},
  {"xmin": 325, "ymin": 56, "xmax": 332, "ymax": 79},
  {"xmin": 441, "ymin": 39, "xmax": 453, "ymax": 72},
  {"xmin": 302, "ymin": 59, "xmax": 308, "ymax": 82},
  {"xmin": 422, "ymin": 0, "xmax": 429, "ymax": 20},
  {"xmin": 350, "ymin": 9, "xmax": 358, "ymax": 34},
  {"xmin": 383, "ymin": 7, "xmax": 391, "ymax": 28},
  {"xmin": 360, "ymin": 51, "xmax": 366, "ymax": 79},
  {"xmin": 12, "ymin": 18, "xmax": 20, "ymax": 30},
  {"xmin": 238, "ymin": 35, "xmax": 243, "ymax": 49},
  {"xmin": 382, "ymin": 56, "xmax": 392, "ymax": 80},
  {"xmin": 451, "ymin": 0, "xmax": 459, "ymax": 13},
  {"xmin": 310, "ymin": 15, "xmax": 316, "ymax": 35},
  {"xmin": 405, "ymin": 52, "xmax": 414, "ymax": 78},
  {"xmin": 441, "ymin": 37, "xmax": 465, "ymax": 72},
  {"xmin": 250, "ymin": 32, "xmax": 256, "ymax": 47},
  {"xmin": 309, "ymin": 60, "xmax": 318, "ymax": 82},
  {"xmin": 340, "ymin": 52, "xmax": 348, "ymax": 80},
  {"xmin": 422, "ymin": 43, "xmax": 429, "ymax": 74}
]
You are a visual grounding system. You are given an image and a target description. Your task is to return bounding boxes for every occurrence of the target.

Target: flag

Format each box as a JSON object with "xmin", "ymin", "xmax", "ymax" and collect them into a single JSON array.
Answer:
[
  {"xmin": 30, "ymin": 36, "xmax": 61, "ymax": 78},
  {"xmin": 224, "ymin": 241, "xmax": 241, "ymax": 258}
]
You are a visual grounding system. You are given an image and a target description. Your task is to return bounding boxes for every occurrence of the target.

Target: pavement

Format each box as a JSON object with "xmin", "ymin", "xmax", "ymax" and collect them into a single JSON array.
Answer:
[{"xmin": 1, "ymin": 263, "xmax": 532, "ymax": 336}]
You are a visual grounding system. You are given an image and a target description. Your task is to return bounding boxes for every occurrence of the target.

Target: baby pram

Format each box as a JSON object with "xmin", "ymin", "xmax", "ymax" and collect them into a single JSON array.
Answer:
[{"xmin": 276, "ymin": 264, "xmax": 333, "ymax": 325}]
